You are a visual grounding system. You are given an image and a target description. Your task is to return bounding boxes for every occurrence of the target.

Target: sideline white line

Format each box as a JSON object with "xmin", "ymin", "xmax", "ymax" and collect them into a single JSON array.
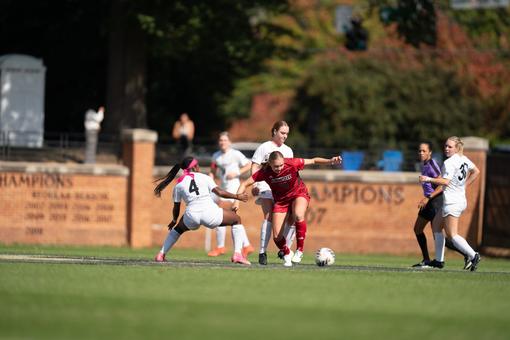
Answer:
[{"xmin": 1, "ymin": 254, "xmax": 508, "ymax": 274}]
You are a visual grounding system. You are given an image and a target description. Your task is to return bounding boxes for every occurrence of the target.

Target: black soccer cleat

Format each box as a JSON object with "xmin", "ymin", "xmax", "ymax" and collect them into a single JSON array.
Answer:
[
  {"xmin": 258, "ymin": 252, "xmax": 267, "ymax": 265},
  {"xmin": 470, "ymin": 253, "xmax": 481, "ymax": 272},
  {"xmin": 428, "ymin": 259, "xmax": 444, "ymax": 269},
  {"xmin": 277, "ymin": 250, "xmax": 285, "ymax": 260},
  {"xmin": 412, "ymin": 260, "xmax": 431, "ymax": 268}
]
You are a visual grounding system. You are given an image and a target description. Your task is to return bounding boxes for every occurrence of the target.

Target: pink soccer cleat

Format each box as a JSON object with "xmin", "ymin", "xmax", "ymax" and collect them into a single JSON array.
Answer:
[
  {"xmin": 154, "ymin": 252, "xmax": 166, "ymax": 262},
  {"xmin": 231, "ymin": 252, "xmax": 251, "ymax": 265}
]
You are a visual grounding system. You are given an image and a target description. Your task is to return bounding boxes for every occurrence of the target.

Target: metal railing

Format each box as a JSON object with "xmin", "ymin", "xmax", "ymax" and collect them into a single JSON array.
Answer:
[
  {"xmin": 1, "ymin": 130, "xmax": 432, "ymax": 172},
  {"xmin": 0, "ymin": 131, "xmax": 123, "ymax": 164}
]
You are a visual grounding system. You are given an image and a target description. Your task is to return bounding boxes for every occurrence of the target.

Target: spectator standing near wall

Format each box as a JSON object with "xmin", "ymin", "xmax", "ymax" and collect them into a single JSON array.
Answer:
[
  {"xmin": 172, "ymin": 112, "xmax": 195, "ymax": 157},
  {"xmin": 84, "ymin": 106, "xmax": 104, "ymax": 164}
]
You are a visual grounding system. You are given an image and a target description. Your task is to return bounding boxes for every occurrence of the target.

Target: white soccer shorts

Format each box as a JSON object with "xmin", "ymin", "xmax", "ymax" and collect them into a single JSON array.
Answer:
[
  {"xmin": 442, "ymin": 201, "xmax": 466, "ymax": 218},
  {"xmin": 183, "ymin": 204, "xmax": 224, "ymax": 230},
  {"xmin": 255, "ymin": 190, "xmax": 274, "ymax": 205}
]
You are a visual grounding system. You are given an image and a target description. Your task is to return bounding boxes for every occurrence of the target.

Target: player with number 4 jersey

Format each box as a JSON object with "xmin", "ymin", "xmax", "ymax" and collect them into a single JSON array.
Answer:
[{"xmin": 153, "ymin": 157, "xmax": 250, "ymax": 265}]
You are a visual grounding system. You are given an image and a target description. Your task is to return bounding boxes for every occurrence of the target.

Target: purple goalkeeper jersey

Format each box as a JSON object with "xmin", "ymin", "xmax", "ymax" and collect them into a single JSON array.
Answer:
[{"xmin": 421, "ymin": 158, "xmax": 441, "ymax": 197}]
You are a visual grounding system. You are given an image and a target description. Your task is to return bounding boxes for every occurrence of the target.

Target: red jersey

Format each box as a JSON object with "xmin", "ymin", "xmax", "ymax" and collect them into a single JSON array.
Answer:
[{"xmin": 252, "ymin": 158, "xmax": 308, "ymax": 203}]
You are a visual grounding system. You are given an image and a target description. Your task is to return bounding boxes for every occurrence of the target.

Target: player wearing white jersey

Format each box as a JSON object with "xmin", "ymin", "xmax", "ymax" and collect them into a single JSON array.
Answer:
[
  {"xmin": 154, "ymin": 157, "xmax": 250, "ymax": 265},
  {"xmin": 251, "ymin": 121, "xmax": 296, "ymax": 265},
  {"xmin": 419, "ymin": 136, "xmax": 481, "ymax": 271},
  {"xmin": 208, "ymin": 132, "xmax": 254, "ymax": 258}
]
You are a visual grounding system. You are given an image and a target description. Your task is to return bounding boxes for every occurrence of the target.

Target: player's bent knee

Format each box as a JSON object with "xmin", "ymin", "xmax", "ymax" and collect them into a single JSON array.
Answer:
[{"xmin": 174, "ymin": 224, "xmax": 189, "ymax": 234}]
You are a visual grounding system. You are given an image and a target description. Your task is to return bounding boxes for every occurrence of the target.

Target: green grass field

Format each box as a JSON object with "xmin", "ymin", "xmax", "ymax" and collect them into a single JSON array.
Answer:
[{"xmin": 1, "ymin": 245, "xmax": 510, "ymax": 340}]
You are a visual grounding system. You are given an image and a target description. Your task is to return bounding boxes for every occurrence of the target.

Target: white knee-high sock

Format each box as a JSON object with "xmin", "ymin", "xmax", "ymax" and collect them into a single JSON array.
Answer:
[
  {"xmin": 259, "ymin": 220, "xmax": 272, "ymax": 254},
  {"xmin": 452, "ymin": 235, "xmax": 476, "ymax": 259},
  {"xmin": 284, "ymin": 224, "xmax": 296, "ymax": 248},
  {"xmin": 238, "ymin": 224, "xmax": 251, "ymax": 247},
  {"xmin": 216, "ymin": 226, "xmax": 226, "ymax": 248},
  {"xmin": 231, "ymin": 224, "xmax": 244, "ymax": 253},
  {"xmin": 434, "ymin": 232, "xmax": 445, "ymax": 262},
  {"xmin": 160, "ymin": 229, "xmax": 181, "ymax": 254}
]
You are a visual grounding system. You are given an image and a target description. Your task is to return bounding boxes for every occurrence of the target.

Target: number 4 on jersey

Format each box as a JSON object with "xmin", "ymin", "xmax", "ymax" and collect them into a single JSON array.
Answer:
[{"xmin": 189, "ymin": 179, "xmax": 200, "ymax": 195}]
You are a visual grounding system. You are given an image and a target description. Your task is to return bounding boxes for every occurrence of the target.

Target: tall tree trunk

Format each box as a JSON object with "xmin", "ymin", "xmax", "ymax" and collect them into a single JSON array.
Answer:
[{"xmin": 104, "ymin": 0, "xmax": 147, "ymax": 135}]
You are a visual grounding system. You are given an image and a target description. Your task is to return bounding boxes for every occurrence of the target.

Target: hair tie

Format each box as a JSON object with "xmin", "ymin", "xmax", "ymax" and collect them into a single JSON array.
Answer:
[{"xmin": 177, "ymin": 159, "xmax": 198, "ymax": 183}]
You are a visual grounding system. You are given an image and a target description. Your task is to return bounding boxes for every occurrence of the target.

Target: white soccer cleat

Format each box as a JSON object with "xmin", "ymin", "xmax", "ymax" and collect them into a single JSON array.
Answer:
[
  {"xmin": 291, "ymin": 250, "xmax": 303, "ymax": 264},
  {"xmin": 283, "ymin": 250, "xmax": 294, "ymax": 267}
]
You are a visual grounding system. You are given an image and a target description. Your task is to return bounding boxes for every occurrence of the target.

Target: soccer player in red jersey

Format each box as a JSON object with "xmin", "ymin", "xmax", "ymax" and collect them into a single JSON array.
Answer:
[{"xmin": 234, "ymin": 151, "xmax": 342, "ymax": 266}]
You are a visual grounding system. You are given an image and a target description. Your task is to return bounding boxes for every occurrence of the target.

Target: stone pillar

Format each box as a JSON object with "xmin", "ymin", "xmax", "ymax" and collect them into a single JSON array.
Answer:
[
  {"xmin": 462, "ymin": 136, "xmax": 488, "ymax": 249},
  {"xmin": 122, "ymin": 129, "xmax": 158, "ymax": 248}
]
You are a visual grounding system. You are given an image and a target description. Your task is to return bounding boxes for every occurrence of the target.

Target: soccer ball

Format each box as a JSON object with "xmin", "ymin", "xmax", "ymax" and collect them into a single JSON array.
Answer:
[{"xmin": 315, "ymin": 247, "xmax": 335, "ymax": 267}]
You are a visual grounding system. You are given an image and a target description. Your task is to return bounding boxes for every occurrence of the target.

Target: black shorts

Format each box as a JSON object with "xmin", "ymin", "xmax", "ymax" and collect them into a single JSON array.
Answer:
[{"xmin": 418, "ymin": 195, "xmax": 443, "ymax": 222}]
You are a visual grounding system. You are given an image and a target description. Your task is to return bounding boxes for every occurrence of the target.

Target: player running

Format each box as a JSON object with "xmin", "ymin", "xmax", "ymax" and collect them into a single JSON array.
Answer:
[
  {"xmin": 208, "ymin": 131, "xmax": 254, "ymax": 258},
  {"xmin": 251, "ymin": 121, "xmax": 296, "ymax": 265},
  {"xmin": 234, "ymin": 151, "xmax": 342, "ymax": 267}
]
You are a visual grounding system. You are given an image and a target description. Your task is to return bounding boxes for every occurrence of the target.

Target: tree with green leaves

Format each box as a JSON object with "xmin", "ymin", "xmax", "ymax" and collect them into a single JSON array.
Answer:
[
  {"xmin": 0, "ymin": 0, "xmax": 287, "ymax": 139},
  {"xmin": 286, "ymin": 55, "xmax": 482, "ymax": 151}
]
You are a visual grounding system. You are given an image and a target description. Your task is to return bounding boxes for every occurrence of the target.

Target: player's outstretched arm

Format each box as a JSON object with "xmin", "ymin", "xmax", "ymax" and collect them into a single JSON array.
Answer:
[
  {"xmin": 232, "ymin": 177, "xmax": 255, "ymax": 211},
  {"xmin": 304, "ymin": 156, "xmax": 342, "ymax": 166},
  {"xmin": 419, "ymin": 176, "xmax": 450, "ymax": 186},
  {"xmin": 212, "ymin": 187, "xmax": 248, "ymax": 202}
]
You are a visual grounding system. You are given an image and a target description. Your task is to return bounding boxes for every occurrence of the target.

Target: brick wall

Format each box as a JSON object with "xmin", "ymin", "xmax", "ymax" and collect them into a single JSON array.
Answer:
[{"xmin": 0, "ymin": 164, "xmax": 129, "ymax": 246}]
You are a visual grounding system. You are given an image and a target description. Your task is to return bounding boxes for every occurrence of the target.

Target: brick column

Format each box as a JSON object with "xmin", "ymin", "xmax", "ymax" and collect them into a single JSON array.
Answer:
[
  {"xmin": 462, "ymin": 136, "xmax": 488, "ymax": 249},
  {"xmin": 122, "ymin": 129, "xmax": 158, "ymax": 248}
]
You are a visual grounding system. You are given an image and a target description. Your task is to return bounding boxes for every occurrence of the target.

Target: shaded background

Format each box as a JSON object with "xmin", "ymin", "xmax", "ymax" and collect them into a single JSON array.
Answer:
[{"xmin": 0, "ymin": 0, "xmax": 509, "ymax": 149}]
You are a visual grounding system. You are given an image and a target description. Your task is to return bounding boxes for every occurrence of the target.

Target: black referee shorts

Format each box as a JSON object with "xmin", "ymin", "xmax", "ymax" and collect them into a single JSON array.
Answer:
[{"xmin": 418, "ymin": 195, "xmax": 443, "ymax": 222}]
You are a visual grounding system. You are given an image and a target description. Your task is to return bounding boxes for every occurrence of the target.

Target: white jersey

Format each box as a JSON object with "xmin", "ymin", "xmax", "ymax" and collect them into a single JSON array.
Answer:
[
  {"xmin": 251, "ymin": 141, "xmax": 293, "ymax": 192},
  {"xmin": 211, "ymin": 148, "xmax": 250, "ymax": 193},
  {"xmin": 173, "ymin": 172, "xmax": 218, "ymax": 210},
  {"xmin": 441, "ymin": 153, "xmax": 476, "ymax": 205},
  {"xmin": 84, "ymin": 108, "xmax": 104, "ymax": 131}
]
